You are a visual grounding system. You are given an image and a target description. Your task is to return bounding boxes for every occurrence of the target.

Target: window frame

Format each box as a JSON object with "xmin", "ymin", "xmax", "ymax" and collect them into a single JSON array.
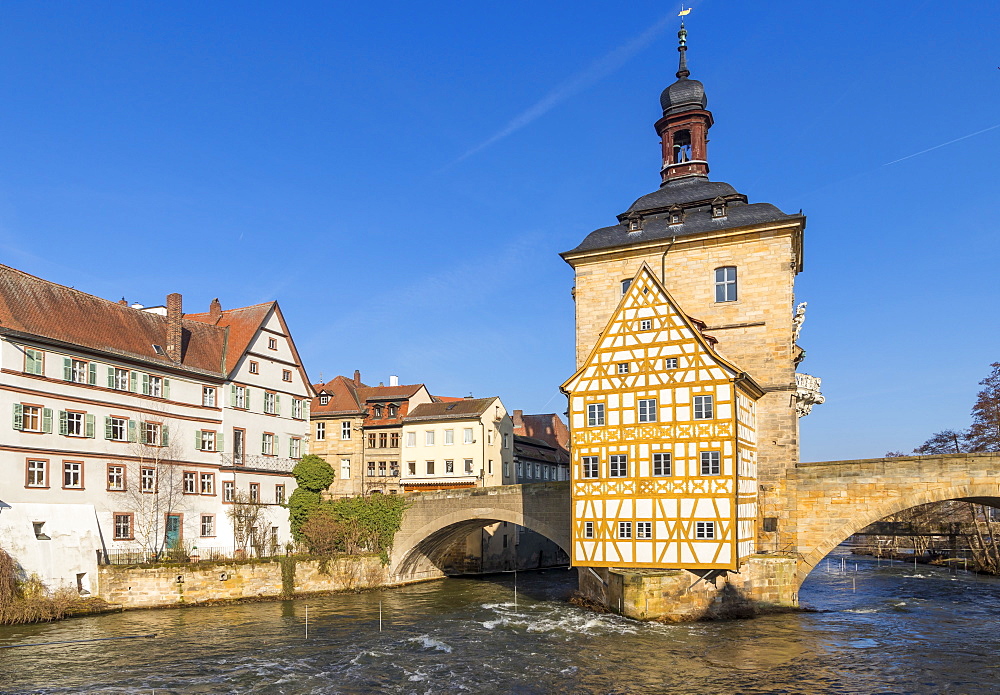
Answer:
[
  {"xmin": 653, "ymin": 452, "xmax": 672, "ymax": 477},
  {"xmin": 581, "ymin": 456, "xmax": 599, "ymax": 479},
  {"xmin": 586, "ymin": 403, "xmax": 605, "ymax": 427},
  {"xmin": 695, "ymin": 521, "xmax": 716, "ymax": 539},
  {"xmin": 200, "ymin": 473, "xmax": 216, "ymax": 495},
  {"xmin": 202, "ymin": 386, "xmax": 217, "ymax": 407},
  {"xmin": 183, "ymin": 471, "xmax": 198, "ymax": 495},
  {"xmin": 261, "ymin": 432, "xmax": 275, "ymax": 456},
  {"xmin": 140, "ymin": 467, "xmax": 156, "ymax": 493},
  {"xmin": 693, "ymin": 395, "xmax": 714, "ymax": 420},
  {"xmin": 223, "ymin": 480, "xmax": 235, "ymax": 503},
  {"xmin": 25, "ymin": 458, "xmax": 49, "ymax": 488},
  {"xmin": 609, "ymin": 455, "xmax": 628, "ymax": 478},
  {"xmin": 62, "ymin": 460, "xmax": 84, "ymax": 489},
  {"xmin": 636, "ymin": 521, "xmax": 652, "ymax": 539},
  {"xmin": 113, "ymin": 512, "xmax": 134, "ymax": 541},
  {"xmin": 342, "ymin": 421, "xmax": 352, "ymax": 440},
  {"xmin": 200, "ymin": 514, "xmax": 216, "ymax": 538},
  {"xmin": 618, "ymin": 521, "xmax": 633, "ymax": 539},
  {"xmin": 275, "ymin": 484, "xmax": 286, "ymax": 505},
  {"xmin": 107, "ymin": 464, "xmax": 125, "ymax": 491},
  {"xmin": 637, "ymin": 398, "xmax": 657, "ymax": 423},
  {"xmin": 664, "ymin": 357, "xmax": 679, "ymax": 369},
  {"xmin": 700, "ymin": 451, "xmax": 721, "ymax": 476},
  {"xmin": 316, "ymin": 421, "xmax": 326, "ymax": 440},
  {"xmin": 617, "ymin": 362, "xmax": 630, "ymax": 374},
  {"xmin": 249, "ymin": 360, "xmax": 259, "ymax": 375},
  {"xmin": 714, "ymin": 266, "xmax": 738, "ymax": 303},
  {"xmin": 583, "ymin": 521, "xmax": 595, "ymax": 539}
]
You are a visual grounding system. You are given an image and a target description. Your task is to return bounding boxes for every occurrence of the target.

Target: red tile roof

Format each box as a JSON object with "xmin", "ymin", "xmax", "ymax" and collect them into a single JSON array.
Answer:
[
  {"xmin": 405, "ymin": 397, "xmax": 499, "ymax": 422},
  {"xmin": 512, "ymin": 411, "xmax": 570, "ymax": 451},
  {"xmin": 311, "ymin": 375, "xmax": 366, "ymax": 415},
  {"xmin": 0, "ymin": 263, "xmax": 287, "ymax": 380}
]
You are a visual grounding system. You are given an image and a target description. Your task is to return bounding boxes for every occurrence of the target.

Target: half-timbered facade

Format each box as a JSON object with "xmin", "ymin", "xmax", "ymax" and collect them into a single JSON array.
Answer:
[{"xmin": 562, "ymin": 264, "xmax": 762, "ymax": 571}]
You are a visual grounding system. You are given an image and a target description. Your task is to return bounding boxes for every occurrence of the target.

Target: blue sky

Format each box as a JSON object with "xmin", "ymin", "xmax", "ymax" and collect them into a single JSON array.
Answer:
[{"xmin": 0, "ymin": 1, "xmax": 997, "ymax": 461}]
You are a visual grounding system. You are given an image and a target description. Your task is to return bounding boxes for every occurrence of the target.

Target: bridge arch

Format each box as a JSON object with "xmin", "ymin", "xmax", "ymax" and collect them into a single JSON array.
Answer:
[
  {"xmin": 388, "ymin": 483, "xmax": 571, "ymax": 581},
  {"xmin": 795, "ymin": 478, "xmax": 1000, "ymax": 587}
]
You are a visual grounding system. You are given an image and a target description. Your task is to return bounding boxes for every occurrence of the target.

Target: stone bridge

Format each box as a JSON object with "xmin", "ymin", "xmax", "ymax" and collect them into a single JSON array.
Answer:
[
  {"xmin": 791, "ymin": 452, "xmax": 1000, "ymax": 585},
  {"xmin": 389, "ymin": 481, "xmax": 571, "ymax": 581},
  {"xmin": 388, "ymin": 453, "xmax": 1000, "ymax": 586}
]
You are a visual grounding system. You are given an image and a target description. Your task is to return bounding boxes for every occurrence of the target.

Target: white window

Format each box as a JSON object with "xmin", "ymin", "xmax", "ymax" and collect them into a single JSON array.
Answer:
[
  {"xmin": 618, "ymin": 521, "xmax": 632, "ymax": 539},
  {"xmin": 405, "ymin": 431, "xmax": 416, "ymax": 447},
  {"xmin": 320, "ymin": 395, "xmax": 330, "ymax": 405},
  {"xmin": 463, "ymin": 428, "xmax": 474, "ymax": 444},
  {"xmin": 143, "ymin": 422, "xmax": 161, "ymax": 446},
  {"xmin": 637, "ymin": 522, "xmax": 652, "ymax": 539},
  {"xmin": 65, "ymin": 411, "xmax": 84, "ymax": 436},
  {"xmin": 638, "ymin": 399, "xmax": 657, "ymax": 423},
  {"xmin": 70, "ymin": 359, "xmax": 88, "ymax": 383},
  {"xmin": 140, "ymin": 468, "xmax": 155, "ymax": 492},
  {"xmin": 203, "ymin": 387, "xmax": 216, "ymax": 407},
  {"xmin": 282, "ymin": 369, "xmax": 292, "ymax": 382},
  {"xmin": 696, "ymin": 521, "xmax": 716, "ymax": 539},
  {"xmin": 148, "ymin": 375, "xmax": 163, "ymax": 398},
  {"xmin": 715, "ymin": 266, "xmax": 737, "ymax": 302},
  {"xmin": 26, "ymin": 459, "xmax": 47, "ymax": 487},
  {"xmin": 20, "ymin": 405, "xmax": 43, "ymax": 432},
  {"xmin": 275, "ymin": 485, "xmax": 285, "ymax": 504},
  {"xmin": 63, "ymin": 462, "xmax": 82, "ymax": 489},
  {"xmin": 292, "ymin": 399, "xmax": 303, "ymax": 419},
  {"xmin": 110, "ymin": 417, "xmax": 128, "ymax": 441},
  {"xmin": 262, "ymin": 433, "xmax": 274, "ymax": 456},
  {"xmin": 407, "ymin": 461, "xmax": 416, "ymax": 475},
  {"xmin": 445, "ymin": 459, "xmax": 454, "ymax": 473},
  {"xmin": 341, "ymin": 458, "xmax": 351, "ymax": 478},
  {"xmin": 444, "ymin": 429, "xmax": 454, "ymax": 445},
  {"xmin": 582, "ymin": 456, "xmax": 599, "ymax": 478},
  {"xmin": 223, "ymin": 481, "xmax": 235, "ymax": 502},
  {"xmin": 700, "ymin": 451, "xmax": 721, "ymax": 476},
  {"xmin": 114, "ymin": 514, "xmax": 132, "ymax": 540},
  {"xmin": 183, "ymin": 471, "xmax": 197, "ymax": 494},
  {"xmin": 609, "ymin": 455, "xmax": 628, "ymax": 478},
  {"xmin": 113, "ymin": 368, "xmax": 129, "ymax": 391},
  {"xmin": 264, "ymin": 392, "xmax": 276, "ymax": 414},
  {"xmin": 200, "ymin": 473, "xmax": 215, "ymax": 495},
  {"xmin": 586, "ymin": 403, "xmax": 605, "ymax": 427},
  {"xmin": 653, "ymin": 452, "xmax": 671, "ymax": 476},
  {"xmin": 249, "ymin": 483, "xmax": 259, "ymax": 502},
  {"xmin": 664, "ymin": 357, "xmax": 678, "ymax": 369},
  {"xmin": 584, "ymin": 521, "xmax": 595, "ymax": 539},
  {"xmin": 249, "ymin": 361, "xmax": 259, "ymax": 374},
  {"xmin": 640, "ymin": 319, "xmax": 652, "ymax": 331},
  {"xmin": 425, "ymin": 431, "xmax": 434, "ymax": 446},
  {"xmin": 464, "ymin": 459, "xmax": 474, "ymax": 474},
  {"xmin": 290, "ymin": 437, "xmax": 302, "ymax": 459},
  {"xmin": 342, "ymin": 421, "xmax": 351, "ymax": 440},
  {"xmin": 316, "ymin": 422, "xmax": 326, "ymax": 440},
  {"xmin": 199, "ymin": 430, "xmax": 216, "ymax": 452},
  {"xmin": 234, "ymin": 386, "xmax": 247, "ymax": 409},
  {"xmin": 268, "ymin": 337, "xmax": 277, "ymax": 350},
  {"xmin": 693, "ymin": 395, "xmax": 714, "ymax": 420},
  {"xmin": 201, "ymin": 515, "xmax": 215, "ymax": 537},
  {"xmin": 107, "ymin": 465, "xmax": 124, "ymax": 491},
  {"xmin": 617, "ymin": 363, "xmax": 630, "ymax": 374}
]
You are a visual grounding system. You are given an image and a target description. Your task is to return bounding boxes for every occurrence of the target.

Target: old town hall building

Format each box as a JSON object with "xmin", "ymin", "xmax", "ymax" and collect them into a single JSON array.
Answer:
[{"xmin": 561, "ymin": 23, "xmax": 821, "ymax": 576}]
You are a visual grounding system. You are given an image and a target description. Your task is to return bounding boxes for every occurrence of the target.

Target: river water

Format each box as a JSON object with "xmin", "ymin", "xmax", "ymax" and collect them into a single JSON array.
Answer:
[{"xmin": 2, "ymin": 546, "xmax": 999, "ymax": 694}]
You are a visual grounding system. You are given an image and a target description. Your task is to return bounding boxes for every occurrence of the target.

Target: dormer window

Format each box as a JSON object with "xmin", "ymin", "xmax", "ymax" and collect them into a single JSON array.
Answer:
[
  {"xmin": 668, "ymin": 205, "xmax": 683, "ymax": 225},
  {"xmin": 711, "ymin": 196, "xmax": 727, "ymax": 218},
  {"xmin": 373, "ymin": 405, "xmax": 382, "ymax": 418},
  {"xmin": 387, "ymin": 404, "xmax": 397, "ymax": 417},
  {"xmin": 319, "ymin": 395, "xmax": 330, "ymax": 405},
  {"xmin": 626, "ymin": 214, "xmax": 642, "ymax": 232}
]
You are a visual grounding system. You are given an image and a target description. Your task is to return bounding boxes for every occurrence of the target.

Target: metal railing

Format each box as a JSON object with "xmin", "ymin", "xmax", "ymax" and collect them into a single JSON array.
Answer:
[
  {"xmin": 221, "ymin": 453, "xmax": 296, "ymax": 473},
  {"xmin": 98, "ymin": 545, "xmax": 282, "ymax": 565}
]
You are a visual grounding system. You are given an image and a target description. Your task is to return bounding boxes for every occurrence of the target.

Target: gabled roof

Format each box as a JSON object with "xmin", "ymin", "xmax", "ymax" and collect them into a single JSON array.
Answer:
[
  {"xmin": 561, "ymin": 263, "xmax": 763, "ymax": 398},
  {"xmin": 514, "ymin": 434, "xmax": 570, "ymax": 465},
  {"xmin": 357, "ymin": 384, "xmax": 426, "ymax": 402},
  {"xmin": 0, "ymin": 264, "xmax": 227, "ymax": 376},
  {"xmin": 404, "ymin": 397, "xmax": 500, "ymax": 422},
  {"xmin": 311, "ymin": 375, "xmax": 366, "ymax": 415},
  {"xmin": 512, "ymin": 411, "xmax": 570, "ymax": 451},
  {"xmin": 186, "ymin": 302, "xmax": 273, "ymax": 374}
]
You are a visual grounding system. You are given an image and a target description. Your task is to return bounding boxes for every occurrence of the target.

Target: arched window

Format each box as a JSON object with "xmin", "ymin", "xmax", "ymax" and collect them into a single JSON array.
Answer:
[
  {"xmin": 673, "ymin": 130, "xmax": 692, "ymax": 163},
  {"xmin": 715, "ymin": 266, "xmax": 737, "ymax": 302}
]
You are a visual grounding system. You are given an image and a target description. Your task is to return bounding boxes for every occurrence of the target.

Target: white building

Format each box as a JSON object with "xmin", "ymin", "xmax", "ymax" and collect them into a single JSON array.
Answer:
[
  {"xmin": 398, "ymin": 397, "xmax": 514, "ymax": 492},
  {"xmin": 0, "ymin": 264, "xmax": 313, "ymax": 593}
]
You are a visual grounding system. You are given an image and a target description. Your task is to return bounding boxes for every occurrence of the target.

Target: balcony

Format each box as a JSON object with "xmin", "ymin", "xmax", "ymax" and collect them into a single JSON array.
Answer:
[{"xmin": 221, "ymin": 453, "xmax": 297, "ymax": 473}]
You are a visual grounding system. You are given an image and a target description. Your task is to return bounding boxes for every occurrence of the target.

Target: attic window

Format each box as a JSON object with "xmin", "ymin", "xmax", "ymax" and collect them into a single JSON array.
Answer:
[
  {"xmin": 668, "ymin": 205, "xmax": 683, "ymax": 225},
  {"xmin": 319, "ymin": 395, "xmax": 330, "ymax": 405},
  {"xmin": 268, "ymin": 337, "xmax": 277, "ymax": 350},
  {"xmin": 152, "ymin": 344, "xmax": 165, "ymax": 356},
  {"xmin": 387, "ymin": 404, "xmax": 398, "ymax": 417},
  {"xmin": 627, "ymin": 215, "xmax": 642, "ymax": 232},
  {"xmin": 711, "ymin": 197, "xmax": 727, "ymax": 218}
]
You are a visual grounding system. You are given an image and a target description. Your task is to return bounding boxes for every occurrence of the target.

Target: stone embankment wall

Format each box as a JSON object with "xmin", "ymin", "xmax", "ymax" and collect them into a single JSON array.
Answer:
[
  {"xmin": 98, "ymin": 556, "xmax": 389, "ymax": 609},
  {"xmin": 579, "ymin": 555, "xmax": 798, "ymax": 622}
]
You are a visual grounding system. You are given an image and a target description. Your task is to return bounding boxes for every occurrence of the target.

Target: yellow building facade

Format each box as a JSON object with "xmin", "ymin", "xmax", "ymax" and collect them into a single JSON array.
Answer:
[{"xmin": 562, "ymin": 265, "xmax": 762, "ymax": 570}]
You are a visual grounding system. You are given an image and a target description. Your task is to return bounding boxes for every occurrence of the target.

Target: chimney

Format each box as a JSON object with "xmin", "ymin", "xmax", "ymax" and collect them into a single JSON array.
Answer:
[
  {"xmin": 166, "ymin": 293, "xmax": 183, "ymax": 362},
  {"xmin": 389, "ymin": 375, "xmax": 399, "ymax": 387},
  {"xmin": 354, "ymin": 369, "xmax": 361, "ymax": 386},
  {"xmin": 513, "ymin": 409, "xmax": 524, "ymax": 429},
  {"xmin": 209, "ymin": 298, "xmax": 222, "ymax": 323},
  {"xmin": 117, "ymin": 298, "xmax": 128, "ymax": 306}
]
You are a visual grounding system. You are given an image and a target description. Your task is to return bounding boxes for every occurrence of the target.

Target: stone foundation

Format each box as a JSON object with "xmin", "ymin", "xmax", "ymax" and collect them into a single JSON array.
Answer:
[
  {"xmin": 97, "ymin": 556, "xmax": 389, "ymax": 609},
  {"xmin": 577, "ymin": 555, "xmax": 798, "ymax": 621}
]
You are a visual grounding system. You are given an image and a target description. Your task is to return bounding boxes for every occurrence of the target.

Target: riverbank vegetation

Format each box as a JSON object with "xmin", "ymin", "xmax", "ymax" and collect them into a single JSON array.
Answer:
[{"xmin": 0, "ymin": 548, "xmax": 101, "ymax": 624}]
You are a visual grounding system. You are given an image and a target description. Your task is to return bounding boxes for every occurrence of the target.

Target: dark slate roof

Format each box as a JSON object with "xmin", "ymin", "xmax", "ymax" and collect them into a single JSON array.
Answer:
[
  {"xmin": 660, "ymin": 78, "xmax": 706, "ymax": 115},
  {"xmin": 562, "ymin": 177, "xmax": 801, "ymax": 257},
  {"xmin": 404, "ymin": 397, "xmax": 499, "ymax": 422}
]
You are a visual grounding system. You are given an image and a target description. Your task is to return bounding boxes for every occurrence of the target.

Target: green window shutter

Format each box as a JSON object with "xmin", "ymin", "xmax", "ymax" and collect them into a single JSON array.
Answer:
[
  {"xmin": 130, "ymin": 372, "xmax": 138, "ymax": 393},
  {"xmin": 216, "ymin": 432, "xmax": 224, "ymax": 453},
  {"xmin": 163, "ymin": 379, "xmax": 170, "ymax": 400},
  {"xmin": 85, "ymin": 414, "xmax": 95, "ymax": 438},
  {"xmin": 195, "ymin": 429, "xmax": 203, "ymax": 450},
  {"xmin": 107, "ymin": 367, "xmax": 115, "ymax": 388},
  {"xmin": 88, "ymin": 362, "xmax": 97, "ymax": 385},
  {"xmin": 63, "ymin": 358, "xmax": 72, "ymax": 381},
  {"xmin": 141, "ymin": 373, "xmax": 150, "ymax": 395},
  {"xmin": 161, "ymin": 426, "xmax": 169, "ymax": 447},
  {"xmin": 128, "ymin": 420, "xmax": 137, "ymax": 443},
  {"xmin": 230, "ymin": 384, "xmax": 236, "ymax": 407},
  {"xmin": 261, "ymin": 432, "xmax": 267, "ymax": 454},
  {"xmin": 304, "ymin": 400, "xmax": 310, "ymax": 418},
  {"xmin": 58, "ymin": 410, "xmax": 68, "ymax": 435},
  {"xmin": 12, "ymin": 403, "xmax": 23, "ymax": 431},
  {"xmin": 289, "ymin": 437, "xmax": 294, "ymax": 458},
  {"xmin": 42, "ymin": 408, "xmax": 53, "ymax": 434},
  {"xmin": 104, "ymin": 416, "xmax": 113, "ymax": 439},
  {"xmin": 275, "ymin": 394, "xmax": 281, "ymax": 416},
  {"xmin": 139, "ymin": 423, "xmax": 147, "ymax": 444},
  {"xmin": 245, "ymin": 389, "xmax": 251, "ymax": 410}
]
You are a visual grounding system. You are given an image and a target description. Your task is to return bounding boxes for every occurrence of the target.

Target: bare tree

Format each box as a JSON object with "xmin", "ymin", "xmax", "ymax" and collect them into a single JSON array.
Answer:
[
  {"xmin": 226, "ymin": 491, "xmax": 271, "ymax": 556},
  {"xmin": 969, "ymin": 363, "xmax": 1000, "ymax": 452},
  {"xmin": 912, "ymin": 429, "xmax": 974, "ymax": 455}
]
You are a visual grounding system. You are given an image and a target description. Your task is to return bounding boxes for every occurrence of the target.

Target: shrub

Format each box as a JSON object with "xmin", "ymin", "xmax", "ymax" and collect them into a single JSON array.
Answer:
[
  {"xmin": 288, "ymin": 488, "xmax": 321, "ymax": 541},
  {"xmin": 292, "ymin": 455, "xmax": 335, "ymax": 493}
]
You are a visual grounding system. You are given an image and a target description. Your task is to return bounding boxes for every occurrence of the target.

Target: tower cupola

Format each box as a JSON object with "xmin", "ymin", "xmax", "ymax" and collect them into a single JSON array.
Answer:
[{"xmin": 655, "ymin": 22, "xmax": 714, "ymax": 185}]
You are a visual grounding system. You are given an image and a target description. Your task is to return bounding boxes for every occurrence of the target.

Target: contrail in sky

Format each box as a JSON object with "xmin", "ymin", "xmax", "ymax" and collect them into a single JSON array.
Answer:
[
  {"xmin": 883, "ymin": 123, "xmax": 1000, "ymax": 166},
  {"xmin": 449, "ymin": 12, "xmax": 678, "ymax": 166}
]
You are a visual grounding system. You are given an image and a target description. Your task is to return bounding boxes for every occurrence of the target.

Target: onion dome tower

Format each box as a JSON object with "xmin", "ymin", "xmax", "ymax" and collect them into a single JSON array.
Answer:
[{"xmin": 657, "ymin": 21, "xmax": 713, "ymax": 183}]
